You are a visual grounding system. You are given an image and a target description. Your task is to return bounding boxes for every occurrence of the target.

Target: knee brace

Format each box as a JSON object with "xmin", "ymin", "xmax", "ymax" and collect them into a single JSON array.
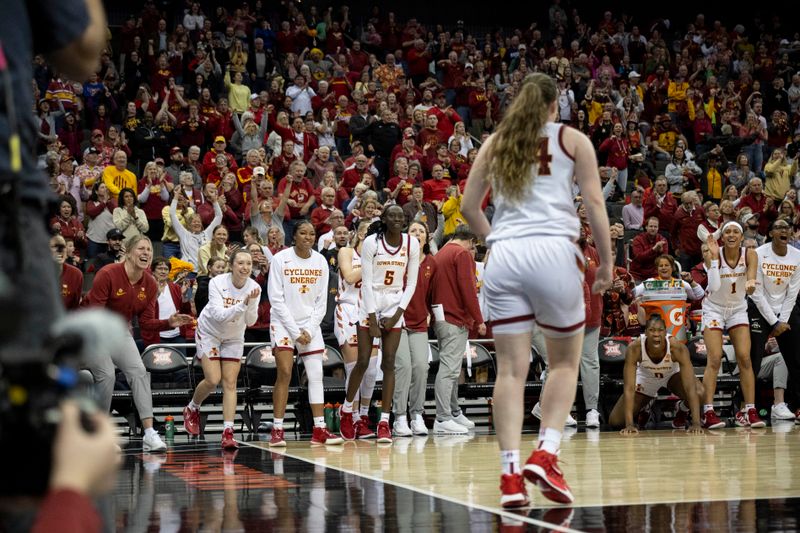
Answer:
[
  {"xmin": 359, "ymin": 356, "xmax": 378, "ymax": 401},
  {"xmin": 304, "ymin": 354, "xmax": 325, "ymax": 405}
]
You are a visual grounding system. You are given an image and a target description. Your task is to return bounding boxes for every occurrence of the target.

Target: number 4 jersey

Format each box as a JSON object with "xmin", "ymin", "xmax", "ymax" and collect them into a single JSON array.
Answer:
[{"xmin": 487, "ymin": 122, "xmax": 579, "ymax": 246}]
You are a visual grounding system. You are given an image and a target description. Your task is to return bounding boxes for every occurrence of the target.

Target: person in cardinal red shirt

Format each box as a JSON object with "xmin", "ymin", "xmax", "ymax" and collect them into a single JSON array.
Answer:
[
  {"xmin": 672, "ymin": 190, "xmax": 705, "ymax": 269},
  {"xmin": 423, "ymin": 164, "xmax": 451, "ymax": 203},
  {"xmin": 642, "ymin": 176, "xmax": 678, "ymax": 234},
  {"xmin": 427, "ymin": 93, "xmax": 463, "ymax": 139},
  {"xmin": 277, "ymin": 160, "xmax": 316, "ymax": 244},
  {"xmin": 310, "ymin": 186, "xmax": 338, "ymax": 234},
  {"xmin": 84, "ymin": 235, "xmax": 192, "ymax": 451},
  {"xmin": 51, "ymin": 234, "xmax": 83, "ymax": 310},
  {"xmin": 630, "ymin": 216, "xmax": 670, "ymax": 281},
  {"xmin": 417, "ymin": 114, "xmax": 448, "ymax": 151},
  {"xmin": 201, "ymin": 136, "xmax": 238, "ymax": 178},
  {"xmin": 736, "ymin": 177, "xmax": 772, "ymax": 235},
  {"xmin": 391, "ymin": 128, "xmax": 425, "ymax": 169}
]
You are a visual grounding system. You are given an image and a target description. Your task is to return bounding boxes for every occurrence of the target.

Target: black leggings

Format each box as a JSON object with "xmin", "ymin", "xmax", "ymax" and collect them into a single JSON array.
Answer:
[{"xmin": 748, "ymin": 298, "xmax": 800, "ymax": 406}]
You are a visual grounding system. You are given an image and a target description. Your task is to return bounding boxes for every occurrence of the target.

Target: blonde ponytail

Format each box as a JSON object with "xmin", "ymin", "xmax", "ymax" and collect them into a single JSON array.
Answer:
[{"xmin": 488, "ymin": 73, "xmax": 557, "ymax": 203}]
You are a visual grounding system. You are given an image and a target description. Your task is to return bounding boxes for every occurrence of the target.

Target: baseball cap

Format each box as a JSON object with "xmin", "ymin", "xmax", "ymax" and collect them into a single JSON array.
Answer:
[
  {"xmin": 60, "ymin": 154, "xmax": 74, "ymax": 164},
  {"xmin": 253, "ymin": 166, "xmax": 266, "ymax": 176},
  {"xmin": 154, "ymin": 157, "xmax": 165, "ymax": 165},
  {"xmin": 106, "ymin": 228, "xmax": 124, "ymax": 240},
  {"xmin": 214, "ymin": 135, "xmax": 226, "ymax": 143},
  {"xmin": 628, "ymin": 71, "xmax": 641, "ymax": 79},
  {"xmin": 465, "ymin": 62, "xmax": 474, "ymax": 69},
  {"xmin": 170, "ymin": 146, "xmax": 182, "ymax": 155},
  {"xmin": 403, "ymin": 130, "xmax": 415, "ymax": 139},
  {"xmin": 91, "ymin": 129, "xmax": 104, "ymax": 137},
  {"xmin": 86, "ymin": 147, "xmax": 99, "ymax": 155},
  {"xmin": 250, "ymin": 93, "xmax": 260, "ymax": 100}
]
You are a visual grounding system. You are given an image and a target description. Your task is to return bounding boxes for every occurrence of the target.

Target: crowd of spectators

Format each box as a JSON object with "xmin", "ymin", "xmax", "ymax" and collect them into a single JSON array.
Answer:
[{"xmin": 38, "ymin": 1, "xmax": 800, "ymax": 346}]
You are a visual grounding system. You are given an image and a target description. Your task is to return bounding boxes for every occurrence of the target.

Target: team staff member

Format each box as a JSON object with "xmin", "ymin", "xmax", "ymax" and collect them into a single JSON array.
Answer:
[
  {"xmin": 430, "ymin": 226, "xmax": 485, "ymax": 435},
  {"xmin": 609, "ymin": 315, "xmax": 703, "ymax": 433},
  {"xmin": 85, "ymin": 235, "xmax": 193, "ymax": 451},
  {"xmin": 339, "ymin": 206, "xmax": 421, "ymax": 444},
  {"xmin": 393, "ymin": 221, "xmax": 436, "ymax": 437},
  {"xmin": 462, "ymin": 73, "xmax": 612, "ymax": 507},
  {"xmin": 700, "ymin": 225, "xmax": 764, "ymax": 429},
  {"xmin": 748, "ymin": 218, "xmax": 800, "ymax": 416},
  {"xmin": 267, "ymin": 221, "xmax": 342, "ymax": 447},
  {"xmin": 183, "ymin": 250, "xmax": 260, "ymax": 450},
  {"xmin": 51, "ymin": 234, "xmax": 83, "ymax": 310}
]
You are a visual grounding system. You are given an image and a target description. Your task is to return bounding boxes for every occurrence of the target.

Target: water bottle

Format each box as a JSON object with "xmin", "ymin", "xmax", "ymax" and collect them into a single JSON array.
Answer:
[
  {"xmin": 324, "ymin": 403, "xmax": 335, "ymax": 430},
  {"xmin": 165, "ymin": 415, "xmax": 175, "ymax": 442},
  {"xmin": 759, "ymin": 409, "xmax": 768, "ymax": 418},
  {"xmin": 333, "ymin": 403, "xmax": 341, "ymax": 432}
]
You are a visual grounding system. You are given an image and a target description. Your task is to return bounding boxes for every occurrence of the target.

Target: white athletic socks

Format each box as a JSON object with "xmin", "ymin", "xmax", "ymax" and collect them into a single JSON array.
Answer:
[
  {"xmin": 273, "ymin": 418, "xmax": 284, "ymax": 429},
  {"xmin": 380, "ymin": 412, "xmax": 390, "ymax": 422},
  {"xmin": 144, "ymin": 427, "xmax": 158, "ymax": 438},
  {"xmin": 745, "ymin": 403, "xmax": 755, "ymax": 411},
  {"xmin": 342, "ymin": 400, "xmax": 354, "ymax": 413},
  {"xmin": 223, "ymin": 421, "xmax": 234, "ymax": 430},
  {"xmin": 188, "ymin": 400, "xmax": 200, "ymax": 410},
  {"xmin": 359, "ymin": 405, "xmax": 370, "ymax": 418},
  {"xmin": 537, "ymin": 427, "xmax": 562, "ymax": 455},
  {"xmin": 314, "ymin": 416, "xmax": 326, "ymax": 428},
  {"xmin": 500, "ymin": 450, "xmax": 520, "ymax": 475},
  {"xmin": 704, "ymin": 404, "xmax": 714, "ymax": 413}
]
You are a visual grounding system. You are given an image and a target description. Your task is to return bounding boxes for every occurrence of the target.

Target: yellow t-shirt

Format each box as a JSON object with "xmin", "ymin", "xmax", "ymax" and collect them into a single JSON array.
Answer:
[{"xmin": 101, "ymin": 166, "xmax": 138, "ymax": 196}]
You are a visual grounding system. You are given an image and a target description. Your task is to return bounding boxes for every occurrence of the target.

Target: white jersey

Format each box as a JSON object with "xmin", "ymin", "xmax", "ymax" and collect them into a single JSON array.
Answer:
[
  {"xmin": 638, "ymin": 334, "xmax": 678, "ymax": 377},
  {"xmin": 267, "ymin": 247, "xmax": 330, "ymax": 340},
  {"xmin": 196, "ymin": 273, "xmax": 260, "ymax": 341},
  {"xmin": 360, "ymin": 233, "xmax": 420, "ymax": 315},
  {"xmin": 705, "ymin": 248, "xmax": 747, "ymax": 308},
  {"xmin": 488, "ymin": 122, "xmax": 579, "ymax": 245},
  {"xmin": 750, "ymin": 243, "xmax": 800, "ymax": 325},
  {"xmin": 337, "ymin": 249, "xmax": 362, "ymax": 306}
]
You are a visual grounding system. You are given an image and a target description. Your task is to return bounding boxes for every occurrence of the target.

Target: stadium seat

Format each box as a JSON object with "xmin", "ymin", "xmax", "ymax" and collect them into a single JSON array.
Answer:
[
  {"xmin": 598, "ymin": 337, "xmax": 631, "ymax": 378},
  {"xmin": 463, "ymin": 341, "xmax": 495, "ymax": 382}
]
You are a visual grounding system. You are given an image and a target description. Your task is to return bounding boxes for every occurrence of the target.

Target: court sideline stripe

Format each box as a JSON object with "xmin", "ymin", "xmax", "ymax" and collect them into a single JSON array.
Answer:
[{"xmin": 240, "ymin": 441, "xmax": 585, "ymax": 533}]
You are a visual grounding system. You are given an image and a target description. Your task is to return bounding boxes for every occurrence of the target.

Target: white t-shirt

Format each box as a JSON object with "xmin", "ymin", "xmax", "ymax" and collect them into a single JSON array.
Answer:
[
  {"xmin": 267, "ymin": 247, "xmax": 330, "ymax": 340},
  {"xmin": 750, "ymin": 243, "xmax": 800, "ymax": 324}
]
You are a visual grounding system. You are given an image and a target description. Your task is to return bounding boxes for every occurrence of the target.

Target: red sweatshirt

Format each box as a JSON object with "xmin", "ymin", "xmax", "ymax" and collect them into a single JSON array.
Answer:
[
  {"xmin": 32, "ymin": 489, "xmax": 100, "ymax": 533},
  {"xmin": 404, "ymin": 254, "xmax": 436, "ymax": 331},
  {"xmin": 629, "ymin": 232, "xmax": 670, "ymax": 280},
  {"xmin": 85, "ymin": 262, "xmax": 170, "ymax": 333},
  {"xmin": 642, "ymin": 190, "xmax": 678, "ymax": 233},
  {"xmin": 141, "ymin": 281, "xmax": 194, "ymax": 346},
  {"xmin": 671, "ymin": 204, "xmax": 705, "ymax": 257},
  {"xmin": 61, "ymin": 263, "xmax": 84, "ymax": 310},
  {"xmin": 431, "ymin": 242, "xmax": 483, "ymax": 328},
  {"xmin": 582, "ymin": 243, "xmax": 603, "ymax": 328}
]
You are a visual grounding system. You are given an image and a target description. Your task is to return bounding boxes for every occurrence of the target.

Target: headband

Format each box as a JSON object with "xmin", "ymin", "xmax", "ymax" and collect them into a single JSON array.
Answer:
[{"xmin": 721, "ymin": 221, "xmax": 743, "ymax": 234}]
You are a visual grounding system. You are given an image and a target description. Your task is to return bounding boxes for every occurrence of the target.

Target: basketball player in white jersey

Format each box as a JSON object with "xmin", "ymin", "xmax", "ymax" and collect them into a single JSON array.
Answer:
[
  {"xmin": 462, "ymin": 73, "xmax": 612, "ymax": 507},
  {"xmin": 748, "ymin": 218, "xmax": 800, "ymax": 420},
  {"xmin": 183, "ymin": 250, "xmax": 261, "ymax": 450},
  {"xmin": 700, "ymin": 222, "xmax": 764, "ymax": 429},
  {"xmin": 609, "ymin": 314, "xmax": 703, "ymax": 433},
  {"xmin": 267, "ymin": 221, "xmax": 343, "ymax": 447},
  {"xmin": 339, "ymin": 205, "xmax": 420, "ymax": 444},
  {"xmin": 336, "ymin": 221, "xmax": 379, "ymax": 439}
]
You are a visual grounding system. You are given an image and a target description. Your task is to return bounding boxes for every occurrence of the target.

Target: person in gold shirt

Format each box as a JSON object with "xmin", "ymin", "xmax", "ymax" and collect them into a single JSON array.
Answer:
[{"xmin": 88, "ymin": 150, "xmax": 137, "ymax": 195}]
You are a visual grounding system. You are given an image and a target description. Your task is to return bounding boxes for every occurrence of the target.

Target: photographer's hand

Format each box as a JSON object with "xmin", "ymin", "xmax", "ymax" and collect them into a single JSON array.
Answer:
[{"xmin": 49, "ymin": 401, "xmax": 120, "ymax": 496}]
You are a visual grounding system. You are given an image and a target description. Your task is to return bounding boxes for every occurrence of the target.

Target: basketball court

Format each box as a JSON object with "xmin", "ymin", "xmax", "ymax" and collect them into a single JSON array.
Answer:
[{"xmin": 112, "ymin": 423, "xmax": 800, "ymax": 531}]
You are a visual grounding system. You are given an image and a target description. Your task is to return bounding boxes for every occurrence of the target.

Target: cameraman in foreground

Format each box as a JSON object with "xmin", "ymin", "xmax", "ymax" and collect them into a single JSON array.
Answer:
[{"xmin": 31, "ymin": 402, "xmax": 119, "ymax": 533}]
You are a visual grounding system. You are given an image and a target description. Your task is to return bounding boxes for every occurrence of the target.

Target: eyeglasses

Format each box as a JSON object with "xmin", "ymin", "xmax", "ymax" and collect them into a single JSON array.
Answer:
[{"xmin": 773, "ymin": 224, "xmax": 791, "ymax": 230}]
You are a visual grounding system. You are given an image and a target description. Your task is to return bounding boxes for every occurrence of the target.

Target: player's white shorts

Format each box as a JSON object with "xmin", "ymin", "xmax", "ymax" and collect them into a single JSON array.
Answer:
[
  {"xmin": 270, "ymin": 321, "xmax": 325, "ymax": 356},
  {"xmin": 635, "ymin": 364, "xmax": 680, "ymax": 397},
  {"xmin": 358, "ymin": 289, "xmax": 405, "ymax": 331},
  {"xmin": 701, "ymin": 301, "xmax": 749, "ymax": 332},
  {"xmin": 335, "ymin": 302, "xmax": 359, "ymax": 346},
  {"xmin": 195, "ymin": 329, "xmax": 244, "ymax": 362},
  {"xmin": 483, "ymin": 236, "xmax": 585, "ymax": 337}
]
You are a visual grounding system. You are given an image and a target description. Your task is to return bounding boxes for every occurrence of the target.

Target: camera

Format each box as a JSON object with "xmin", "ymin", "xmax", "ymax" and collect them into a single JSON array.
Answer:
[{"xmin": 0, "ymin": 306, "xmax": 127, "ymax": 497}]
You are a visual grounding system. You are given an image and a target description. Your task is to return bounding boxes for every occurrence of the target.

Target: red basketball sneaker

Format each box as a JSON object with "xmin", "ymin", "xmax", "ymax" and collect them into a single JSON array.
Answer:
[
  {"xmin": 269, "ymin": 427, "xmax": 286, "ymax": 447},
  {"xmin": 183, "ymin": 406, "xmax": 200, "ymax": 436},
  {"xmin": 356, "ymin": 416, "xmax": 376, "ymax": 439},
  {"xmin": 523, "ymin": 449, "xmax": 574, "ymax": 504},
  {"xmin": 376, "ymin": 421, "xmax": 392, "ymax": 444},
  {"xmin": 671, "ymin": 402, "xmax": 688, "ymax": 429},
  {"xmin": 339, "ymin": 407, "xmax": 356, "ymax": 441},
  {"xmin": 702, "ymin": 409, "xmax": 726, "ymax": 429},
  {"xmin": 311, "ymin": 426, "xmax": 344, "ymax": 445},
  {"xmin": 523, "ymin": 450, "xmax": 575, "ymax": 503},
  {"xmin": 221, "ymin": 427, "xmax": 239, "ymax": 450},
  {"xmin": 500, "ymin": 473, "xmax": 530, "ymax": 509},
  {"xmin": 747, "ymin": 408, "xmax": 766, "ymax": 428}
]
